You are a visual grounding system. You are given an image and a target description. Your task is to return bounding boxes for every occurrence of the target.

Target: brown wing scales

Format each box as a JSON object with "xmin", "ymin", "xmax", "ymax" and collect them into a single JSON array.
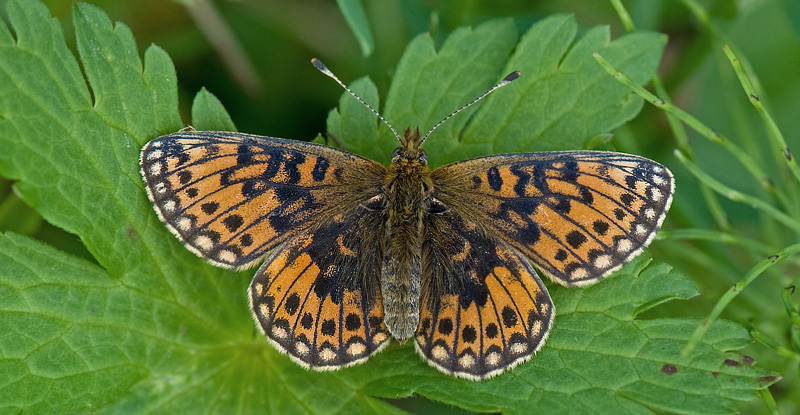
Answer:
[
  {"xmin": 417, "ymin": 209, "xmax": 554, "ymax": 380},
  {"xmin": 249, "ymin": 206, "xmax": 390, "ymax": 369},
  {"xmin": 431, "ymin": 151, "xmax": 673, "ymax": 286},
  {"xmin": 140, "ymin": 131, "xmax": 385, "ymax": 269}
]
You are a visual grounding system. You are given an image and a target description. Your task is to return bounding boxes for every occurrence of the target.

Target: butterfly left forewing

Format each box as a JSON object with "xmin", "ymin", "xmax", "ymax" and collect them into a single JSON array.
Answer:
[
  {"xmin": 431, "ymin": 151, "xmax": 673, "ymax": 286},
  {"xmin": 140, "ymin": 130, "xmax": 386, "ymax": 269},
  {"xmin": 416, "ymin": 209, "xmax": 554, "ymax": 380}
]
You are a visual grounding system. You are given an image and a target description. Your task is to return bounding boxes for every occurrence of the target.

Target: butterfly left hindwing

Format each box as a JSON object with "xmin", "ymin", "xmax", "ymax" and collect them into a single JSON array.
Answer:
[{"xmin": 249, "ymin": 204, "xmax": 391, "ymax": 369}]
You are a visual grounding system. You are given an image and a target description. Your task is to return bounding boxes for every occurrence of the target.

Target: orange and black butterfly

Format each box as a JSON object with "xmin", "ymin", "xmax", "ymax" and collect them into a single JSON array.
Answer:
[{"xmin": 139, "ymin": 59, "xmax": 673, "ymax": 380}]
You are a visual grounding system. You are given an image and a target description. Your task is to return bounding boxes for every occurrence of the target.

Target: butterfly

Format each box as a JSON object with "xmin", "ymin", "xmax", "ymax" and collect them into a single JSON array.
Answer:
[{"xmin": 139, "ymin": 59, "xmax": 674, "ymax": 380}]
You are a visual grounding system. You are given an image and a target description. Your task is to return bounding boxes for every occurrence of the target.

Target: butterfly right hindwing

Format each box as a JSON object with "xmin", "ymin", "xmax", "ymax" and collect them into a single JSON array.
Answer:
[{"xmin": 416, "ymin": 208, "xmax": 554, "ymax": 380}]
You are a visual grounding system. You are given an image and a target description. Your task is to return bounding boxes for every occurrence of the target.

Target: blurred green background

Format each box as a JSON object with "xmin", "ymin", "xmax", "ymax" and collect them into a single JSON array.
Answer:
[{"xmin": 1, "ymin": 0, "xmax": 799, "ymax": 413}]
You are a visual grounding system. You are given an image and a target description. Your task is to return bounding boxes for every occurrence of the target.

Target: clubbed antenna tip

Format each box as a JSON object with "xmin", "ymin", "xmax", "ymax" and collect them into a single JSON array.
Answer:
[
  {"xmin": 311, "ymin": 58, "xmax": 402, "ymax": 142},
  {"xmin": 420, "ymin": 70, "xmax": 522, "ymax": 144}
]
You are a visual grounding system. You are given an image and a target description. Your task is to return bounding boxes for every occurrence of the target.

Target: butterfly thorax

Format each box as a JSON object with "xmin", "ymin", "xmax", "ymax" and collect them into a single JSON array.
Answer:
[{"xmin": 381, "ymin": 127, "xmax": 433, "ymax": 342}]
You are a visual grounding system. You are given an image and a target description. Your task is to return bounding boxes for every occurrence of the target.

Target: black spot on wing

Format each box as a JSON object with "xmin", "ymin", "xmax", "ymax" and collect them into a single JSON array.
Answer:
[
  {"xmin": 222, "ymin": 214, "xmax": 244, "ymax": 232},
  {"xmin": 510, "ymin": 164, "xmax": 531, "ymax": 196},
  {"xmin": 283, "ymin": 153, "xmax": 306, "ymax": 184},
  {"xmin": 501, "ymin": 306, "xmax": 517, "ymax": 328},
  {"xmin": 312, "ymin": 157, "xmax": 330, "ymax": 181},
  {"xmin": 561, "ymin": 160, "xmax": 579, "ymax": 182},
  {"xmin": 487, "ymin": 166, "xmax": 503, "ymax": 191},
  {"xmin": 566, "ymin": 230, "xmax": 587, "ymax": 249},
  {"xmin": 345, "ymin": 313, "xmax": 361, "ymax": 331},
  {"xmin": 438, "ymin": 318, "xmax": 453, "ymax": 335},
  {"xmin": 201, "ymin": 202, "xmax": 219, "ymax": 215},
  {"xmin": 178, "ymin": 170, "xmax": 192, "ymax": 184},
  {"xmin": 321, "ymin": 319, "xmax": 336, "ymax": 336}
]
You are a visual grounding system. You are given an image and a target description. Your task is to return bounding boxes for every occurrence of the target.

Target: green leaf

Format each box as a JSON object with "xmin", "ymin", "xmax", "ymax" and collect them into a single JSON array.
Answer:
[
  {"xmin": 0, "ymin": 2, "xmax": 779, "ymax": 414},
  {"xmin": 191, "ymin": 87, "xmax": 237, "ymax": 132},
  {"xmin": 329, "ymin": 15, "xmax": 666, "ymax": 166},
  {"xmin": 335, "ymin": 0, "xmax": 375, "ymax": 56}
]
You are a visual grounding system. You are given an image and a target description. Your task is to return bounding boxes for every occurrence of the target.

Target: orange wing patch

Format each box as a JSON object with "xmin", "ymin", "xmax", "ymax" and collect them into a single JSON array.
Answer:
[
  {"xmin": 249, "ymin": 209, "xmax": 390, "ymax": 369},
  {"xmin": 417, "ymin": 210, "xmax": 554, "ymax": 379},
  {"xmin": 140, "ymin": 131, "xmax": 385, "ymax": 269},
  {"xmin": 432, "ymin": 151, "xmax": 674, "ymax": 286}
]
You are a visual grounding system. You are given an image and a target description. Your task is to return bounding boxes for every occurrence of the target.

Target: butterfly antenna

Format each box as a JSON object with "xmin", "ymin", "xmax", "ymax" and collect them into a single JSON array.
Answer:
[
  {"xmin": 420, "ymin": 71, "xmax": 521, "ymax": 145},
  {"xmin": 311, "ymin": 58, "xmax": 403, "ymax": 142}
]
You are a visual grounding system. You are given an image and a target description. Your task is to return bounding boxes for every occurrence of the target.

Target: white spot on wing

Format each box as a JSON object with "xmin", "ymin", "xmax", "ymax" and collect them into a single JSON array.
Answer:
[
  {"xmin": 295, "ymin": 342, "xmax": 310, "ymax": 356},
  {"xmin": 594, "ymin": 254, "xmax": 612, "ymax": 269},
  {"xmin": 149, "ymin": 162, "xmax": 163, "ymax": 176},
  {"xmin": 319, "ymin": 348, "xmax": 337, "ymax": 362},
  {"xmin": 218, "ymin": 250, "xmax": 237, "ymax": 263},
  {"xmin": 162, "ymin": 200, "xmax": 177, "ymax": 212},
  {"xmin": 347, "ymin": 342, "xmax": 366, "ymax": 356},
  {"xmin": 432, "ymin": 345, "xmax": 448, "ymax": 360},
  {"xmin": 617, "ymin": 238, "xmax": 632, "ymax": 253},
  {"xmin": 458, "ymin": 354, "xmax": 475, "ymax": 368},
  {"xmin": 486, "ymin": 352, "xmax": 501, "ymax": 366},
  {"xmin": 271, "ymin": 325, "xmax": 288, "ymax": 340},
  {"xmin": 510, "ymin": 342, "xmax": 528, "ymax": 354},
  {"xmin": 177, "ymin": 216, "xmax": 192, "ymax": 231},
  {"xmin": 195, "ymin": 235, "xmax": 213, "ymax": 251},
  {"xmin": 651, "ymin": 188, "xmax": 663, "ymax": 202},
  {"xmin": 570, "ymin": 267, "xmax": 588, "ymax": 280}
]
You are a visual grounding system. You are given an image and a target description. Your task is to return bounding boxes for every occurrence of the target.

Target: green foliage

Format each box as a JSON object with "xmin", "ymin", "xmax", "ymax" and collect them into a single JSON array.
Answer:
[
  {"xmin": 0, "ymin": 0, "xmax": 787, "ymax": 414},
  {"xmin": 327, "ymin": 16, "xmax": 664, "ymax": 165}
]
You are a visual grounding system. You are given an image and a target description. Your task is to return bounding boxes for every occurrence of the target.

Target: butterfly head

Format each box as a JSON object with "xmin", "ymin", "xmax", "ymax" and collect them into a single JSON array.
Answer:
[{"xmin": 393, "ymin": 127, "xmax": 427, "ymax": 166}]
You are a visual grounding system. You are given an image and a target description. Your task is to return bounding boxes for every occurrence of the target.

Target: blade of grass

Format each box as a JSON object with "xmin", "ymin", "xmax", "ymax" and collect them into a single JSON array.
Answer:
[
  {"xmin": 681, "ymin": 242, "xmax": 800, "ymax": 357},
  {"xmin": 184, "ymin": 0, "xmax": 263, "ymax": 97},
  {"xmin": 722, "ymin": 45, "xmax": 800, "ymax": 184},
  {"xmin": 608, "ymin": 0, "xmax": 731, "ymax": 231},
  {"xmin": 782, "ymin": 286, "xmax": 800, "ymax": 327},
  {"xmin": 759, "ymin": 388, "xmax": 782, "ymax": 415},
  {"xmin": 742, "ymin": 321, "xmax": 800, "ymax": 361},
  {"xmin": 593, "ymin": 52, "xmax": 782, "ymax": 204},
  {"xmin": 659, "ymin": 229, "xmax": 777, "ymax": 257},
  {"xmin": 674, "ymin": 151, "xmax": 800, "ymax": 234}
]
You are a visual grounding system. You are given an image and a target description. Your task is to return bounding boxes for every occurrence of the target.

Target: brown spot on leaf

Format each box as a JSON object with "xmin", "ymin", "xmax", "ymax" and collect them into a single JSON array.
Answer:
[
  {"xmin": 723, "ymin": 359, "xmax": 739, "ymax": 367},
  {"xmin": 661, "ymin": 364, "xmax": 678, "ymax": 376},
  {"xmin": 712, "ymin": 371, "xmax": 719, "ymax": 378},
  {"xmin": 741, "ymin": 355, "xmax": 755, "ymax": 366},
  {"xmin": 759, "ymin": 375, "xmax": 778, "ymax": 383}
]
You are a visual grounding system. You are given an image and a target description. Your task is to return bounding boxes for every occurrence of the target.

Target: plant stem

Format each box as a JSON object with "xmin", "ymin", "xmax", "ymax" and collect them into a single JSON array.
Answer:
[{"xmin": 675, "ymin": 151, "xmax": 800, "ymax": 235}]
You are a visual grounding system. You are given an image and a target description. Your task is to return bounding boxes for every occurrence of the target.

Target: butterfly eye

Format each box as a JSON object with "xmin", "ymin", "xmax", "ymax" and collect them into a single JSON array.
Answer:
[
  {"xmin": 428, "ymin": 198, "xmax": 448, "ymax": 214},
  {"xmin": 391, "ymin": 148, "xmax": 402, "ymax": 162},
  {"xmin": 419, "ymin": 150, "xmax": 428, "ymax": 166},
  {"xmin": 361, "ymin": 195, "xmax": 386, "ymax": 211}
]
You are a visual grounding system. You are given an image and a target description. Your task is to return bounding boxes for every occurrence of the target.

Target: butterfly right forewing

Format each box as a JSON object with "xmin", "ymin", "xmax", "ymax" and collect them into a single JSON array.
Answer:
[{"xmin": 431, "ymin": 151, "xmax": 674, "ymax": 286}]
